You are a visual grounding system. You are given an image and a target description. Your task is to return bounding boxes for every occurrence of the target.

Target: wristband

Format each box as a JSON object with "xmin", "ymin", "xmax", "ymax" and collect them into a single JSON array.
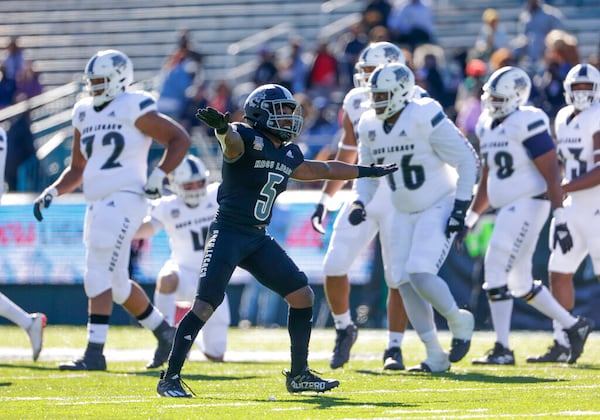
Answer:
[
  {"xmin": 357, "ymin": 166, "xmax": 371, "ymax": 178},
  {"xmin": 553, "ymin": 207, "xmax": 566, "ymax": 224},
  {"xmin": 464, "ymin": 210, "xmax": 479, "ymax": 229},
  {"xmin": 319, "ymin": 193, "xmax": 332, "ymax": 207}
]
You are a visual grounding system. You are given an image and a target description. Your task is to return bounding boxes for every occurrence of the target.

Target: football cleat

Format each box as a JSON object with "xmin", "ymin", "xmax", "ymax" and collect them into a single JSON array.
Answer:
[
  {"xmin": 146, "ymin": 326, "xmax": 176, "ymax": 369},
  {"xmin": 283, "ymin": 368, "xmax": 339, "ymax": 393},
  {"xmin": 26, "ymin": 313, "xmax": 47, "ymax": 362},
  {"xmin": 383, "ymin": 347, "xmax": 404, "ymax": 370},
  {"xmin": 447, "ymin": 309, "xmax": 474, "ymax": 362},
  {"xmin": 157, "ymin": 370, "xmax": 195, "ymax": 398},
  {"xmin": 59, "ymin": 353, "xmax": 107, "ymax": 371},
  {"xmin": 564, "ymin": 316, "xmax": 594, "ymax": 364},
  {"xmin": 407, "ymin": 351, "xmax": 450, "ymax": 373},
  {"xmin": 472, "ymin": 342, "xmax": 515, "ymax": 365},
  {"xmin": 526, "ymin": 340, "xmax": 570, "ymax": 363},
  {"xmin": 330, "ymin": 323, "xmax": 358, "ymax": 369}
]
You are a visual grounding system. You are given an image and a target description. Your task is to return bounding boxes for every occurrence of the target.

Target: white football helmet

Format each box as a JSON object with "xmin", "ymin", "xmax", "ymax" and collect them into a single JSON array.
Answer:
[
  {"xmin": 168, "ymin": 155, "xmax": 209, "ymax": 207},
  {"xmin": 84, "ymin": 49, "xmax": 134, "ymax": 107},
  {"xmin": 563, "ymin": 63, "xmax": 600, "ymax": 111},
  {"xmin": 481, "ymin": 66, "xmax": 531, "ymax": 119},
  {"xmin": 368, "ymin": 62, "xmax": 414, "ymax": 120},
  {"xmin": 354, "ymin": 42, "xmax": 406, "ymax": 88}
]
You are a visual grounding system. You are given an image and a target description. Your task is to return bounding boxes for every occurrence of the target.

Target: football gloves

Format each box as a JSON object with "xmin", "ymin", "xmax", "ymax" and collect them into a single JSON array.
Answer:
[
  {"xmin": 348, "ymin": 200, "xmax": 366, "ymax": 226},
  {"xmin": 144, "ymin": 167, "xmax": 166, "ymax": 199},
  {"xmin": 33, "ymin": 187, "xmax": 58, "ymax": 222},
  {"xmin": 552, "ymin": 208, "xmax": 573, "ymax": 254},
  {"xmin": 357, "ymin": 163, "xmax": 398, "ymax": 178},
  {"xmin": 445, "ymin": 199, "xmax": 471, "ymax": 240},
  {"xmin": 196, "ymin": 106, "xmax": 230, "ymax": 134},
  {"xmin": 311, "ymin": 204, "xmax": 327, "ymax": 234}
]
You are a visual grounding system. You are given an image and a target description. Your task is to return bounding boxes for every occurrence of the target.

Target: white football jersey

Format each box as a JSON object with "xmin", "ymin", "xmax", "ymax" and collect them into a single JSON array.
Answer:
[
  {"xmin": 356, "ymin": 97, "xmax": 478, "ymax": 213},
  {"xmin": 555, "ymin": 102, "xmax": 600, "ymax": 203},
  {"xmin": 476, "ymin": 106, "xmax": 551, "ymax": 208},
  {"xmin": 0, "ymin": 127, "xmax": 6, "ymax": 201},
  {"xmin": 146, "ymin": 183, "xmax": 219, "ymax": 270},
  {"xmin": 72, "ymin": 91, "xmax": 157, "ymax": 201}
]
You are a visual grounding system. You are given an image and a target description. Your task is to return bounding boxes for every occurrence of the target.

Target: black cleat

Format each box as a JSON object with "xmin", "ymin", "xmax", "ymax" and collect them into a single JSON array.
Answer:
[
  {"xmin": 447, "ymin": 309, "xmax": 474, "ymax": 362},
  {"xmin": 146, "ymin": 326, "xmax": 176, "ymax": 369},
  {"xmin": 383, "ymin": 347, "xmax": 404, "ymax": 370},
  {"xmin": 283, "ymin": 368, "xmax": 339, "ymax": 393},
  {"xmin": 157, "ymin": 370, "xmax": 194, "ymax": 398},
  {"xmin": 330, "ymin": 324, "xmax": 358, "ymax": 369},
  {"xmin": 59, "ymin": 354, "xmax": 107, "ymax": 371},
  {"xmin": 472, "ymin": 342, "xmax": 515, "ymax": 365},
  {"xmin": 564, "ymin": 316, "xmax": 594, "ymax": 364},
  {"xmin": 526, "ymin": 340, "xmax": 570, "ymax": 363},
  {"xmin": 449, "ymin": 338, "xmax": 471, "ymax": 363}
]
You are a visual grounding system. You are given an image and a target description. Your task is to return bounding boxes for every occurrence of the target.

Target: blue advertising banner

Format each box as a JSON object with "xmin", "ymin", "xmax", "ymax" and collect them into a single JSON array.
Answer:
[{"xmin": 0, "ymin": 191, "xmax": 374, "ymax": 286}]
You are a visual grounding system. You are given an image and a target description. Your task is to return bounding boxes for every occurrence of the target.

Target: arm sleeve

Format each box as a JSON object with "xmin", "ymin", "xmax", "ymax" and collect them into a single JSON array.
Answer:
[{"xmin": 353, "ymin": 121, "xmax": 379, "ymax": 205}]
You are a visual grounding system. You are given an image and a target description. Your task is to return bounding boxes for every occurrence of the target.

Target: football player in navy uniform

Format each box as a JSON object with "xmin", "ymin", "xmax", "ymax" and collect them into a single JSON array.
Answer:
[
  {"xmin": 156, "ymin": 83, "xmax": 397, "ymax": 397},
  {"xmin": 33, "ymin": 49, "xmax": 190, "ymax": 371}
]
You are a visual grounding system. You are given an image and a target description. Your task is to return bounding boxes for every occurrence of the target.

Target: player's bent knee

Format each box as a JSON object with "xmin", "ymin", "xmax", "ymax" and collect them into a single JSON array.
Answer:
[
  {"xmin": 84, "ymin": 267, "xmax": 112, "ymax": 299},
  {"xmin": 157, "ymin": 272, "xmax": 179, "ymax": 294},
  {"xmin": 285, "ymin": 285, "xmax": 314, "ymax": 308},
  {"xmin": 192, "ymin": 299, "xmax": 215, "ymax": 321},
  {"xmin": 112, "ymin": 277, "xmax": 133, "ymax": 304},
  {"xmin": 484, "ymin": 285, "xmax": 512, "ymax": 301},
  {"xmin": 512, "ymin": 280, "xmax": 542, "ymax": 301}
]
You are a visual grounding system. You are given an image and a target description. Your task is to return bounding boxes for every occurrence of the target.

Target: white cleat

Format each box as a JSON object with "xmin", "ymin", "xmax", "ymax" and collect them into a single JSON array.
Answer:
[
  {"xmin": 26, "ymin": 313, "xmax": 47, "ymax": 362},
  {"xmin": 408, "ymin": 351, "xmax": 450, "ymax": 373}
]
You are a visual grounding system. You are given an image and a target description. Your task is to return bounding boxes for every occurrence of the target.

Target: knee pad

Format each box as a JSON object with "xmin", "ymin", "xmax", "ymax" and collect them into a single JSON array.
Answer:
[
  {"xmin": 515, "ymin": 280, "xmax": 543, "ymax": 301},
  {"xmin": 111, "ymin": 271, "xmax": 132, "ymax": 304},
  {"xmin": 484, "ymin": 285, "xmax": 512, "ymax": 302},
  {"xmin": 84, "ymin": 266, "xmax": 112, "ymax": 299}
]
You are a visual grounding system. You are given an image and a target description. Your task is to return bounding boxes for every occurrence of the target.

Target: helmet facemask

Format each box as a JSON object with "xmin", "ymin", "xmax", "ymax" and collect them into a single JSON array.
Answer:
[
  {"xmin": 168, "ymin": 155, "xmax": 209, "ymax": 208},
  {"xmin": 368, "ymin": 63, "xmax": 414, "ymax": 120},
  {"xmin": 564, "ymin": 64, "xmax": 600, "ymax": 111},
  {"xmin": 354, "ymin": 42, "xmax": 406, "ymax": 88},
  {"xmin": 482, "ymin": 66, "xmax": 531, "ymax": 119}
]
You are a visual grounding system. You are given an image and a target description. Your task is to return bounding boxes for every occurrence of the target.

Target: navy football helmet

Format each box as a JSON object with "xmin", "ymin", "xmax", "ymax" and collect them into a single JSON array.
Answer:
[{"xmin": 243, "ymin": 84, "xmax": 303, "ymax": 142}]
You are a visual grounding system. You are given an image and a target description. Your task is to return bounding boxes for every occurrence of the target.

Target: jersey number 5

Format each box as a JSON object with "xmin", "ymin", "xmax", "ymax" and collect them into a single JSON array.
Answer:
[{"xmin": 254, "ymin": 172, "xmax": 284, "ymax": 221}]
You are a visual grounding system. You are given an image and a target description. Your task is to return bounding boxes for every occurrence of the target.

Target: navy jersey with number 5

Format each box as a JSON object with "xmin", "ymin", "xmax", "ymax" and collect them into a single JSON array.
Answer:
[{"xmin": 216, "ymin": 123, "xmax": 305, "ymax": 226}]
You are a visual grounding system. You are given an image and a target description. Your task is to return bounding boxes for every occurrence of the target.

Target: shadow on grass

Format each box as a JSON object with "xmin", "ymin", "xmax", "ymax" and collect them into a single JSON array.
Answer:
[
  {"xmin": 245, "ymin": 394, "xmax": 414, "ymax": 409},
  {"xmin": 0, "ymin": 382, "xmax": 12, "ymax": 387},
  {"xmin": 355, "ymin": 368, "xmax": 567, "ymax": 384},
  {"xmin": 126, "ymin": 370, "xmax": 257, "ymax": 382},
  {"xmin": 0, "ymin": 363, "xmax": 68, "ymax": 372}
]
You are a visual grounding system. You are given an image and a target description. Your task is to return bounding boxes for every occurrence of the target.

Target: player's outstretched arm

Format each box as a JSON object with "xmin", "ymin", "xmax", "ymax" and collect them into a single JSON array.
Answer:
[
  {"xmin": 292, "ymin": 160, "xmax": 397, "ymax": 181},
  {"xmin": 196, "ymin": 107, "xmax": 244, "ymax": 160}
]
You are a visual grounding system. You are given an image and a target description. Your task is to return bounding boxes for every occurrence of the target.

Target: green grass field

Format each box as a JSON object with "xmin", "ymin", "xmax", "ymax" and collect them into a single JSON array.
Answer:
[{"xmin": 1, "ymin": 325, "xmax": 599, "ymax": 419}]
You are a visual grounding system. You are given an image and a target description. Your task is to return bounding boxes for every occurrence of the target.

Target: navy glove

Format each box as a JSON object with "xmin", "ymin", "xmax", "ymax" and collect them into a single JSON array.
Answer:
[
  {"xmin": 196, "ymin": 106, "xmax": 230, "ymax": 134},
  {"xmin": 552, "ymin": 208, "xmax": 573, "ymax": 254},
  {"xmin": 445, "ymin": 199, "xmax": 471, "ymax": 239},
  {"xmin": 311, "ymin": 203, "xmax": 327, "ymax": 234},
  {"xmin": 33, "ymin": 187, "xmax": 58, "ymax": 222},
  {"xmin": 357, "ymin": 163, "xmax": 398, "ymax": 178},
  {"xmin": 348, "ymin": 201, "xmax": 366, "ymax": 226}
]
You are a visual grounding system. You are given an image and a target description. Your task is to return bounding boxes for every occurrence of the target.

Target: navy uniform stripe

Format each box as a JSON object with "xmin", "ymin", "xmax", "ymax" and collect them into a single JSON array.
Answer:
[
  {"xmin": 579, "ymin": 65, "xmax": 588, "ymax": 77},
  {"xmin": 85, "ymin": 56, "xmax": 98, "ymax": 74},
  {"xmin": 139, "ymin": 97, "xmax": 155, "ymax": 110},
  {"xmin": 527, "ymin": 119, "xmax": 545, "ymax": 131},
  {"xmin": 490, "ymin": 67, "xmax": 512, "ymax": 89},
  {"xmin": 431, "ymin": 111, "xmax": 444, "ymax": 127},
  {"xmin": 187, "ymin": 158, "xmax": 199, "ymax": 175}
]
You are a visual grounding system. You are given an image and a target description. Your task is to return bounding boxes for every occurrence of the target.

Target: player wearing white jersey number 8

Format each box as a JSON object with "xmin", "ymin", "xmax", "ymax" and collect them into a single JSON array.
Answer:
[
  {"xmin": 310, "ymin": 42, "xmax": 428, "ymax": 371},
  {"xmin": 33, "ymin": 49, "xmax": 190, "ymax": 371},
  {"xmin": 467, "ymin": 66, "xmax": 593, "ymax": 365},
  {"xmin": 355, "ymin": 62, "xmax": 479, "ymax": 372},
  {"xmin": 134, "ymin": 155, "xmax": 230, "ymax": 363},
  {"xmin": 527, "ymin": 63, "xmax": 600, "ymax": 364}
]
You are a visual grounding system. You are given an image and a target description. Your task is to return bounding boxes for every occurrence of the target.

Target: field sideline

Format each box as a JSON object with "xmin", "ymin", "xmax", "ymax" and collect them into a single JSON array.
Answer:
[{"xmin": 1, "ymin": 326, "xmax": 599, "ymax": 419}]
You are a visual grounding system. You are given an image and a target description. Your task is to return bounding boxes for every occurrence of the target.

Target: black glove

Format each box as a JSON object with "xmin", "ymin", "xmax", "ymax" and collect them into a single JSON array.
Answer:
[
  {"xmin": 311, "ymin": 203, "xmax": 327, "ymax": 234},
  {"xmin": 445, "ymin": 199, "xmax": 471, "ymax": 239},
  {"xmin": 357, "ymin": 163, "xmax": 398, "ymax": 178},
  {"xmin": 348, "ymin": 201, "xmax": 366, "ymax": 226},
  {"xmin": 196, "ymin": 106, "xmax": 230, "ymax": 134},
  {"xmin": 553, "ymin": 222, "xmax": 573, "ymax": 254},
  {"xmin": 33, "ymin": 187, "xmax": 58, "ymax": 222}
]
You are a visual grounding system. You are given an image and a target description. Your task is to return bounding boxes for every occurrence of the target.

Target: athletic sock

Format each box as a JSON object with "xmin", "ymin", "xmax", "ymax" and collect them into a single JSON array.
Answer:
[
  {"xmin": 288, "ymin": 306, "xmax": 312, "ymax": 376},
  {"xmin": 165, "ymin": 310, "xmax": 204, "ymax": 377}
]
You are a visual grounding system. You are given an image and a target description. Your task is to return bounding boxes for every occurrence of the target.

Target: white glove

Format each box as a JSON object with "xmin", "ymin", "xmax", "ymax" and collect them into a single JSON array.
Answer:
[
  {"xmin": 33, "ymin": 187, "xmax": 58, "ymax": 221},
  {"xmin": 144, "ymin": 167, "xmax": 166, "ymax": 199}
]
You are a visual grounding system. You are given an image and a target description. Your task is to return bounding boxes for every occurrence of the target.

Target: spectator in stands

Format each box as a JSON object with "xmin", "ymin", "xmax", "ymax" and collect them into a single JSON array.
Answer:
[
  {"xmin": 278, "ymin": 36, "xmax": 308, "ymax": 94},
  {"xmin": 472, "ymin": 8, "xmax": 509, "ymax": 61},
  {"xmin": 252, "ymin": 45, "xmax": 279, "ymax": 87},
  {"xmin": 5, "ymin": 97, "xmax": 35, "ymax": 191},
  {"xmin": 531, "ymin": 60, "xmax": 566, "ymax": 122},
  {"xmin": 488, "ymin": 47, "xmax": 518, "ymax": 72},
  {"xmin": 413, "ymin": 44, "xmax": 453, "ymax": 111},
  {"xmin": 368, "ymin": 25, "xmax": 391, "ymax": 43},
  {"xmin": 335, "ymin": 22, "xmax": 369, "ymax": 91},
  {"xmin": 544, "ymin": 29, "xmax": 580, "ymax": 78},
  {"xmin": 207, "ymin": 80, "xmax": 235, "ymax": 116},
  {"xmin": 387, "ymin": 0, "xmax": 436, "ymax": 52},
  {"xmin": 16, "ymin": 60, "xmax": 42, "ymax": 99},
  {"xmin": 2, "ymin": 37, "xmax": 25, "ymax": 82},
  {"xmin": 0, "ymin": 65, "xmax": 17, "ymax": 108},
  {"xmin": 455, "ymin": 59, "xmax": 488, "ymax": 147},
  {"xmin": 362, "ymin": 0, "xmax": 392, "ymax": 32},
  {"xmin": 512, "ymin": 0, "xmax": 564, "ymax": 73},
  {"xmin": 306, "ymin": 39, "xmax": 339, "ymax": 97}
]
